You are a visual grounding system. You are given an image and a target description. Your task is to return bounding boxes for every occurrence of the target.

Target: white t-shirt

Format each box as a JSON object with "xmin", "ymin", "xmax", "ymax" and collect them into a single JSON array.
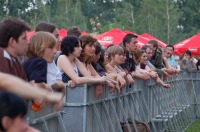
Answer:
[{"xmin": 47, "ymin": 61, "xmax": 62, "ymax": 85}]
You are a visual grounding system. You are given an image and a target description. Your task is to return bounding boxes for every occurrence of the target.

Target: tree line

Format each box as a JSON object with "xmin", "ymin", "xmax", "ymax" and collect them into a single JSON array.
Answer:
[{"xmin": 1, "ymin": 0, "xmax": 199, "ymax": 45}]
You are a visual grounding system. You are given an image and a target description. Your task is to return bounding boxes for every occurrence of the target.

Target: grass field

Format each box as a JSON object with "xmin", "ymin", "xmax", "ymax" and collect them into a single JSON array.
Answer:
[{"xmin": 184, "ymin": 119, "xmax": 200, "ymax": 132}]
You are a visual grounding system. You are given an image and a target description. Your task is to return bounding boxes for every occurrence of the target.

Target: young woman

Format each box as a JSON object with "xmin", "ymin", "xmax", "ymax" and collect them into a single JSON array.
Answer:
[
  {"xmin": 23, "ymin": 32, "xmax": 61, "ymax": 125},
  {"xmin": 105, "ymin": 46, "xmax": 134, "ymax": 90},
  {"xmin": 56, "ymin": 36, "xmax": 106, "ymax": 97},
  {"xmin": 79, "ymin": 34, "xmax": 107, "ymax": 97},
  {"xmin": 134, "ymin": 49, "xmax": 170, "ymax": 88},
  {"xmin": 35, "ymin": 22, "xmax": 65, "ymax": 95}
]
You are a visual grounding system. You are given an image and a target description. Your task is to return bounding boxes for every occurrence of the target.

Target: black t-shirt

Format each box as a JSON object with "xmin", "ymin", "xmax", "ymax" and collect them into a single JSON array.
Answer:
[
  {"xmin": 120, "ymin": 51, "xmax": 136, "ymax": 72},
  {"xmin": 92, "ymin": 62, "xmax": 106, "ymax": 77},
  {"xmin": 196, "ymin": 60, "xmax": 200, "ymax": 70}
]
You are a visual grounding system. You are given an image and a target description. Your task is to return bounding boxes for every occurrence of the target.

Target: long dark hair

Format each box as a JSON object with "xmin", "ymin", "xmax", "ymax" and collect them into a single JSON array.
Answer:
[{"xmin": 97, "ymin": 48, "xmax": 106, "ymax": 71}]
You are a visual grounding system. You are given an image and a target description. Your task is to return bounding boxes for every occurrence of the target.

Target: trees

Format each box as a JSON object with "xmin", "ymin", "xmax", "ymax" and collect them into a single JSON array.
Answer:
[
  {"xmin": 0, "ymin": 0, "xmax": 198, "ymax": 45},
  {"xmin": 0, "ymin": 0, "xmax": 35, "ymax": 24},
  {"xmin": 176, "ymin": 0, "xmax": 200, "ymax": 40}
]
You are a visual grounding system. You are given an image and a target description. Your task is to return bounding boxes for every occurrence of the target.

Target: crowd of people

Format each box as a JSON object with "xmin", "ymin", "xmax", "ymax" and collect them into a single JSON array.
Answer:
[{"xmin": 0, "ymin": 17, "xmax": 199, "ymax": 131}]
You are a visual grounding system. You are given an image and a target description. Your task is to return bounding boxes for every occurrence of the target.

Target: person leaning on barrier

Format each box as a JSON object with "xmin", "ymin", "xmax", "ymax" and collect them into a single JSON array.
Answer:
[
  {"xmin": 141, "ymin": 44, "xmax": 169, "ymax": 76},
  {"xmin": 91, "ymin": 42, "xmax": 117, "ymax": 92},
  {"xmin": 56, "ymin": 36, "xmax": 106, "ymax": 97},
  {"xmin": 163, "ymin": 47, "xmax": 179, "ymax": 76},
  {"xmin": 148, "ymin": 40, "xmax": 164, "ymax": 69},
  {"xmin": 166, "ymin": 45, "xmax": 178, "ymax": 68},
  {"xmin": 0, "ymin": 91, "xmax": 40, "ymax": 132},
  {"xmin": 106, "ymin": 45, "xmax": 135, "ymax": 85},
  {"xmin": 120, "ymin": 34, "xmax": 150, "ymax": 80},
  {"xmin": 105, "ymin": 46, "xmax": 135, "ymax": 92},
  {"xmin": 35, "ymin": 22, "xmax": 65, "ymax": 95},
  {"xmin": 133, "ymin": 49, "xmax": 170, "ymax": 88},
  {"xmin": 79, "ymin": 34, "xmax": 107, "ymax": 98},
  {"xmin": 23, "ymin": 32, "xmax": 63, "ymax": 113},
  {"xmin": 97, "ymin": 47, "xmax": 126, "ymax": 93}
]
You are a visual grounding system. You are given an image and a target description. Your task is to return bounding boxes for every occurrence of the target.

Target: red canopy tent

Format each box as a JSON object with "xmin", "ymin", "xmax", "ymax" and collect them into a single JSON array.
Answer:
[
  {"xmin": 59, "ymin": 29, "xmax": 67, "ymax": 40},
  {"xmin": 97, "ymin": 28, "xmax": 144, "ymax": 48},
  {"xmin": 174, "ymin": 33, "xmax": 200, "ymax": 56},
  {"xmin": 96, "ymin": 28, "xmax": 125, "ymax": 47},
  {"xmin": 141, "ymin": 33, "xmax": 167, "ymax": 48},
  {"xmin": 27, "ymin": 30, "xmax": 35, "ymax": 39},
  {"xmin": 27, "ymin": 29, "xmax": 87, "ymax": 40}
]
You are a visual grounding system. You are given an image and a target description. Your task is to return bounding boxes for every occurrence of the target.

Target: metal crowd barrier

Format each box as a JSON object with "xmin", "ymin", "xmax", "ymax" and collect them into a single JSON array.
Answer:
[
  {"xmin": 29, "ymin": 111, "xmax": 67, "ymax": 132},
  {"xmin": 63, "ymin": 81, "xmax": 155, "ymax": 132},
  {"xmin": 27, "ymin": 71, "xmax": 200, "ymax": 132}
]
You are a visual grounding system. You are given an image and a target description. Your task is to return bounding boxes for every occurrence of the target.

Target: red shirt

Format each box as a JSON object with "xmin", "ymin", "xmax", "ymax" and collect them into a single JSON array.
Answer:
[{"xmin": 0, "ymin": 48, "xmax": 27, "ymax": 80}]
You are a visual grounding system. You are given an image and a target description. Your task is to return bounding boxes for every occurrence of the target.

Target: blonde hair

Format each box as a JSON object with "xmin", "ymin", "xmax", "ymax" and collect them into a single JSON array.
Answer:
[
  {"xmin": 107, "ymin": 46, "xmax": 124, "ymax": 60},
  {"xmin": 27, "ymin": 31, "xmax": 57, "ymax": 58}
]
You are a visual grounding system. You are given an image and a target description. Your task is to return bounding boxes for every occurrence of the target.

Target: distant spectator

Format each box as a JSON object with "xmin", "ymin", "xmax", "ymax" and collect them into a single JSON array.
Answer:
[
  {"xmin": 148, "ymin": 40, "xmax": 164, "ymax": 69},
  {"xmin": 141, "ymin": 45, "xmax": 169, "ymax": 77},
  {"xmin": 179, "ymin": 50, "xmax": 197, "ymax": 71},
  {"xmin": 195, "ymin": 54, "xmax": 200, "ymax": 70},
  {"xmin": 134, "ymin": 49, "xmax": 170, "ymax": 88},
  {"xmin": 166, "ymin": 45, "xmax": 178, "ymax": 68},
  {"xmin": 67, "ymin": 26, "xmax": 81, "ymax": 37},
  {"xmin": 163, "ymin": 48, "xmax": 179, "ymax": 75}
]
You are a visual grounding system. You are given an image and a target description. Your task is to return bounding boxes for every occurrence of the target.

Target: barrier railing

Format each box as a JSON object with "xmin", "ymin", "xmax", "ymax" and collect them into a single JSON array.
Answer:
[{"xmin": 28, "ymin": 71, "xmax": 200, "ymax": 132}]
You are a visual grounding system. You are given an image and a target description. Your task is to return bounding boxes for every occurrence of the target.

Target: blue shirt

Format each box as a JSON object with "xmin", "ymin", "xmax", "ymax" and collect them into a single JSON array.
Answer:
[
  {"xmin": 167, "ymin": 56, "xmax": 177, "ymax": 68},
  {"xmin": 146, "ymin": 60, "xmax": 154, "ymax": 68},
  {"xmin": 23, "ymin": 57, "xmax": 47, "ymax": 83}
]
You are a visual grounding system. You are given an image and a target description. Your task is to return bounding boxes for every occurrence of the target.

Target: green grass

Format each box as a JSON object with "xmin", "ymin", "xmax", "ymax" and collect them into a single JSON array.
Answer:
[{"xmin": 185, "ymin": 119, "xmax": 200, "ymax": 132}]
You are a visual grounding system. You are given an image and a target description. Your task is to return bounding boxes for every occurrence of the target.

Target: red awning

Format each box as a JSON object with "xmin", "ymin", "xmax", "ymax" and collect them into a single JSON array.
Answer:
[
  {"xmin": 141, "ymin": 33, "xmax": 167, "ymax": 48},
  {"xmin": 174, "ymin": 33, "xmax": 200, "ymax": 56},
  {"xmin": 97, "ymin": 28, "xmax": 145, "ymax": 48}
]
